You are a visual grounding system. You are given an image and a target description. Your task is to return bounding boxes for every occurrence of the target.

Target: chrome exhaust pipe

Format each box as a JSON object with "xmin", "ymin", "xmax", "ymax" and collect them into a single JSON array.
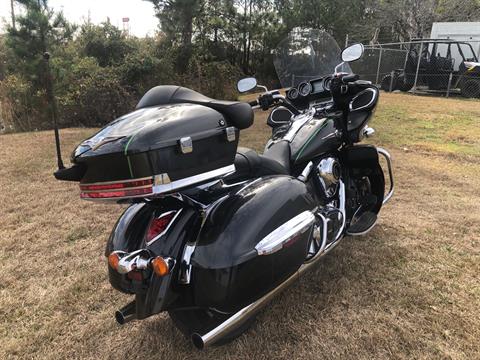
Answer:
[
  {"xmin": 115, "ymin": 301, "xmax": 137, "ymax": 325},
  {"xmin": 191, "ymin": 236, "xmax": 342, "ymax": 349}
]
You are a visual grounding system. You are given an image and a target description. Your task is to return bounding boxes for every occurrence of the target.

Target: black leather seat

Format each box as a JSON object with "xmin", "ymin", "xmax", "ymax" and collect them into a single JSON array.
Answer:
[
  {"xmin": 136, "ymin": 85, "xmax": 254, "ymax": 129},
  {"xmin": 230, "ymin": 141, "xmax": 291, "ymax": 181}
]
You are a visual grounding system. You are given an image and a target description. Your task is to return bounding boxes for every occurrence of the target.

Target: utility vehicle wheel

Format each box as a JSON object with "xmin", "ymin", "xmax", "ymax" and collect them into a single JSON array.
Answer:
[
  {"xmin": 168, "ymin": 308, "xmax": 256, "ymax": 347},
  {"xmin": 461, "ymin": 79, "xmax": 480, "ymax": 98},
  {"xmin": 381, "ymin": 74, "xmax": 397, "ymax": 92},
  {"xmin": 397, "ymin": 74, "xmax": 414, "ymax": 92}
]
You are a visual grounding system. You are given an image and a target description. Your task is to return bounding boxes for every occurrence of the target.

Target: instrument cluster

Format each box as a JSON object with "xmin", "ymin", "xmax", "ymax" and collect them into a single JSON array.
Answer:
[{"xmin": 286, "ymin": 76, "xmax": 333, "ymax": 109}]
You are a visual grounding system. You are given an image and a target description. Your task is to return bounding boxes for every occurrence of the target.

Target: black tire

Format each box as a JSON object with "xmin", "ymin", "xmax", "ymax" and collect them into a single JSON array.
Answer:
[
  {"xmin": 461, "ymin": 79, "xmax": 480, "ymax": 98},
  {"xmin": 168, "ymin": 308, "xmax": 256, "ymax": 346},
  {"xmin": 397, "ymin": 74, "xmax": 414, "ymax": 92},
  {"xmin": 380, "ymin": 74, "xmax": 397, "ymax": 92}
]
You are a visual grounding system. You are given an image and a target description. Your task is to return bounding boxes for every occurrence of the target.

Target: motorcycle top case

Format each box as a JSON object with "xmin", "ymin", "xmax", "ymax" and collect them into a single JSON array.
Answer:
[{"xmin": 71, "ymin": 103, "xmax": 239, "ymax": 200}]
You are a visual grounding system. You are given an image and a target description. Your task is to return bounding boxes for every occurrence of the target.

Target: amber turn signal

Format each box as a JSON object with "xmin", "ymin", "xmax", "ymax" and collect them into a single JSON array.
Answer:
[
  {"xmin": 151, "ymin": 256, "xmax": 170, "ymax": 277},
  {"xmin": 108, "ymin": 252, "xmax": 120, "ymax": 271}
]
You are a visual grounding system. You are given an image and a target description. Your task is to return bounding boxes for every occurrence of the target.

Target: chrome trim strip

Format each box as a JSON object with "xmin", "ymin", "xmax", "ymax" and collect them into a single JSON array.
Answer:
[
  {"xmin": 81, "ymin": 165, "xmax": 236, "ymax": 201},
  {"xmin": 145, "ymin": 209, "xmax": 183, "ymax": 246},
  {"xmin": 153, "ymin": 165, "xmax": 236, "ymax": 195},
  {"xmin": 283, "ymin": 109, "xmax": 317, "ymax": 142},
  {"xmin": 377, "ymin": 147, "xmax": 394, "ymax": 204},
  {"xmin": 349, "ymin": 87, "xmax": 378, "ymax": 112},
  {"xmin": 178, "ymin": 194, "xmax": 230, "ymax": 284},
  {"xmin": 335, "ymin": 181, "xmax": 346, "ymax": 241},
  {"xmin": 255, "ymin": 211, "xmax": 316, "ymax": 256},
  {"xmin": 269, "ymin": 107, "xmax": 294, "ymax": 125},
  {"xmin": 316, "ymin": 213, "xmax": 328, "ymax": 254}
]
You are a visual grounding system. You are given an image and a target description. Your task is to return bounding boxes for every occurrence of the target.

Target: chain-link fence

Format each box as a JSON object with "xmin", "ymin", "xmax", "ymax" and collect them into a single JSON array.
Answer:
[{"xmin": 350, "ymin": 40, "xmax": 480, "ymax": 99}]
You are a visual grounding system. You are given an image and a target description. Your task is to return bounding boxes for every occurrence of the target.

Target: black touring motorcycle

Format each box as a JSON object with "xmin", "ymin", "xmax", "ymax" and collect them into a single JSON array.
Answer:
[{"xmin": 55, "ymin": 29, "xmax": 393, "ymax": 348}]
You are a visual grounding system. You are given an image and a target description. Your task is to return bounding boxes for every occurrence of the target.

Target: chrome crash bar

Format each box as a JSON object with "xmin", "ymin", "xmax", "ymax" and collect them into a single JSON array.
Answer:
[{"xmin": 377, "ymin": 147, "xmax": 394, "ymax": 204}]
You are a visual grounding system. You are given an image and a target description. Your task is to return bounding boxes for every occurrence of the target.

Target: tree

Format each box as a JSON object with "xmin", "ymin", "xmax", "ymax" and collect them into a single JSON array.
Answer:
[
  {"xmin": 77, "ymin": 21, "xmax": 134, "ymax": 67},
  {"xmin": 146, "ymin": 0, "xmax": 203, "ymax": 70},
  {"xmin": 4, "ymin": 0, "xmax": 75, "ymax": 131},
  {"xmin": 6, "ymin": 0, "xmax": 75, "ymax": 88},
  {"xmin": 435, "ymin": 0, "xmax": 480, "ymax": 22}
]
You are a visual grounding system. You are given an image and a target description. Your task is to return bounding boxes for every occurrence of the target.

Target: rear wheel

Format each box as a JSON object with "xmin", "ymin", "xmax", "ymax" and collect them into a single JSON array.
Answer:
[
  {"xmin": 168, "ymin": 308, "xmax": 256, "ymax": 346},
  {"xmin": 461, "ymin": 79, "xmax": 480, "ymax": 98}
]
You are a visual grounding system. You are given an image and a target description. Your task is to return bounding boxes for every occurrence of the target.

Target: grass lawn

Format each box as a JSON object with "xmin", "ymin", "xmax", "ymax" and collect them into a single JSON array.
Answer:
[{"xmin": 0, "ymin": 92, "xmax": 479, "ymax": 359}]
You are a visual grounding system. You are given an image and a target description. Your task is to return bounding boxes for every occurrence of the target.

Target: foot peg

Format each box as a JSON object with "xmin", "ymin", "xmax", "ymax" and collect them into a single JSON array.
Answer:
[{"xmin": 347, "ymin": 211, "xmax": 377, "ymax": 235}]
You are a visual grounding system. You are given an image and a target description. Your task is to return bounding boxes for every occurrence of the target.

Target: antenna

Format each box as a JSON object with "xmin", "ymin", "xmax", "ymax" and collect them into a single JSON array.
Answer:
[{"xmin": 43, "ymin": 52, "xmax": 65, "ymax": 170}]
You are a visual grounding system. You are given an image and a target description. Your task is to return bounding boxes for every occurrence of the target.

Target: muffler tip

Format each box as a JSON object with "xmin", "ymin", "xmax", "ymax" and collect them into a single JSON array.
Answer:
[
  {"xmin": 115, "ymin": 310, "xmax": 126, "ymax": 325},
  {"xmin": 115, "ymin": 301, "xmax": 136, "ymax": 325},
  {"xmin": 191, "ymin": 333, "xmax": 205, "ymax": 350}
]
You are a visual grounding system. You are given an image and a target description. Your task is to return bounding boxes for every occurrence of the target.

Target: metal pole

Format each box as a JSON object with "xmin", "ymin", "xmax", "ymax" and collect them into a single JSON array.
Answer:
[
  {"xmin": 10, "ymin": 0, "xmax": 16, "ymax": 30},
  {"xmin": 446, "ymin": 72, "xmax": 453, "ymax": 98},
  {"xmin": 389, "ymin": 70, "xmax": 395, "ymax": 92},
  {"xmin": 345, "ymin": 34, "xmax": 349, "ymax": 48},
  {"xmin": 412, "ymin": 41, "xmax": 424, "ymax": 94},
  {"xmin": 375, "ymin": 48, "xmax": 383, "ymax": 85}
]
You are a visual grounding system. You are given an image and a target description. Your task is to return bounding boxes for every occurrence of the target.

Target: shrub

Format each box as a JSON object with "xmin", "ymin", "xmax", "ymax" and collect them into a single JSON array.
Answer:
[
  {"xmin": 59, "ymin": 58, "xmax": 135, "ymax": 127},
  {"xmin": 0, "ymin": 75, "xmax": 46, "ymax": 132}
]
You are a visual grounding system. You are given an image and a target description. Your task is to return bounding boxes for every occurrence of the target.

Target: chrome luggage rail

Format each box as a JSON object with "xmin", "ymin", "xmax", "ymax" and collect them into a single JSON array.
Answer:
[{"xmin": 376, "ymin": 147, "xmax": 394, "ymax": 204}]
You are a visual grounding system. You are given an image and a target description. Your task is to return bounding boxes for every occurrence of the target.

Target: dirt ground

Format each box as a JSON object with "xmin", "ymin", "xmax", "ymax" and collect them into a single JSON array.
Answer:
[{"xmin": 0, "ymin": 93, "xmax": 479, "ymax": 359}]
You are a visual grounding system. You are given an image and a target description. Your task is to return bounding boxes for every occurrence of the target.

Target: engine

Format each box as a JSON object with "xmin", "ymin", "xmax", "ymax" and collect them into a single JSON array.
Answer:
[{"xmin": 314, "ymin": 157, "xmax": 341, "ymax": 198}]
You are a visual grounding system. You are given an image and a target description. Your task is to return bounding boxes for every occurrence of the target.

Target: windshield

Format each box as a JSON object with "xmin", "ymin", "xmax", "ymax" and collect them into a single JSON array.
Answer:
[{"xmin": 274, "ymin": 28, "xmax": 351, "ymax": 88}]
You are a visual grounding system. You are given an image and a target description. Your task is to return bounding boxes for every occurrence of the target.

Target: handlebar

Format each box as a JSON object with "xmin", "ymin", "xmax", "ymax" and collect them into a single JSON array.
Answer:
[{"xmin": 248, "ymin": 92, "xmax": 300, "ymax": 115}]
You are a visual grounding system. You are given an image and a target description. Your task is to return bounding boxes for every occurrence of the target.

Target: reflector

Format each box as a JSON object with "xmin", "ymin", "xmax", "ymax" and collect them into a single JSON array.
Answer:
[
  {"xmin": 151, "ymin": 257, "xmax": 170, "ymax": 277},
  {"xmin": 79, "ymin": 178, "xmax": 154, "ymax": 199},
  {"xmin": 146, "ymin": 211, "xmax": 176, "ymax": 242},
  {"xmin": 108, "ymin": 252, "xmax": 120, "ymax": 270}
]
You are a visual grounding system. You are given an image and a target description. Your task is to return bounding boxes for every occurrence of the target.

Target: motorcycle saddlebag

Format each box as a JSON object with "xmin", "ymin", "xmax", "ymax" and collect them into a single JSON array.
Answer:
[
  {"xmin": 189, "ymin": 176, "xmax": 317, "ymax": 313},
  {"xmin": 72, "ymin": 103, "xmax": 239, "ymax": 200}
]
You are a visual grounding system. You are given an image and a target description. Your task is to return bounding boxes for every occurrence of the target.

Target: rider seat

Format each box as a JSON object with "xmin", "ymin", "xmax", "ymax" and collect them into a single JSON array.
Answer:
[{"xmin": 230, "ymin": 141, "xmax": 291, "ymax": 180}]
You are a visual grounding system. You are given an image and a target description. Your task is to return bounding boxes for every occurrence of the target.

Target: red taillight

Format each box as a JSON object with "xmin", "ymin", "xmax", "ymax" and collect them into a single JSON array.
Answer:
[
  {"xmin": 80, "ymin": 178, "xmax": 153, "ymax": 199},
  {"xmin": 146, "ymin": 212, "xmax": 176, "ymax": 242}
]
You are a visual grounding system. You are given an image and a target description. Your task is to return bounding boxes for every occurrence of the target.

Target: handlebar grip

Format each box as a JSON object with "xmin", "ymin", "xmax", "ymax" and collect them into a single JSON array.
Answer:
[{"xmin": 342, "ymin": 74, "xmax": 360, "ymax": 83}]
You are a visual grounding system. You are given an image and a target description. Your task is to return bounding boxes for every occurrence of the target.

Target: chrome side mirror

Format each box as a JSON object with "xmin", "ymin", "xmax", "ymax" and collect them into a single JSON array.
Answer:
[
  {"xmin": 237, "ymin": 77, "xmax": 257, "ymax": 93},
  {"xmin": 341, "ymin": 43, "xmax": 364, "ymax": 62}
]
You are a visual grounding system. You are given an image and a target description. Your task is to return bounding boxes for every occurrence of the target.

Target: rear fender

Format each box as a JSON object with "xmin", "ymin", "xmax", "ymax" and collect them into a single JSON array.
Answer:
[{"xmin": 106, "ymin": 198, "xmax": 200, "ymax": 318}]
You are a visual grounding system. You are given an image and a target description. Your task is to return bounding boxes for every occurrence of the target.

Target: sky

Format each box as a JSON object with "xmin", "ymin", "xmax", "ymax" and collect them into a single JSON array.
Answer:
[{"xmin": 0, "ymin": 0, "xmax": 159, "ymax": 37}]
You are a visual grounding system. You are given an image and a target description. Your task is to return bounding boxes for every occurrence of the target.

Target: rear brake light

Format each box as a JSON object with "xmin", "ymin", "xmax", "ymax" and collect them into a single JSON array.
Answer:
[
  {"xmin": 146, "ymin": 211, "xmax": 176, "ymax": 243},
  {"xmin": 80, "ymin": 178, "xmax": 153, "ymax": 199}
]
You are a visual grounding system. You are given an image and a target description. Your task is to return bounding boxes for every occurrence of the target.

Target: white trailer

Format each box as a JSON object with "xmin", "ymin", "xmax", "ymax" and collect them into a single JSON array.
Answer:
[{"xmin": 431, "ymin": 22, "xmax": 480, "ymax": 57}]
